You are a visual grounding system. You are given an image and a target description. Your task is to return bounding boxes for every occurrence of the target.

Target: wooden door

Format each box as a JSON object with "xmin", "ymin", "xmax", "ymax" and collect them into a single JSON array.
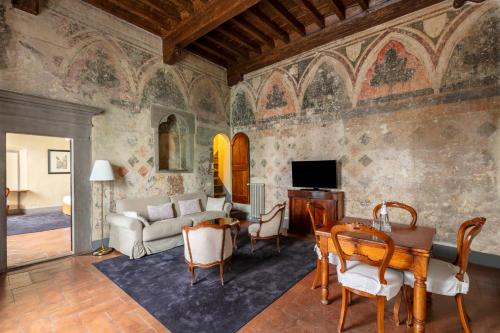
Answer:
[{"xmin": 231, "ymin": 132, "xmax": 249, "ymax": 204}]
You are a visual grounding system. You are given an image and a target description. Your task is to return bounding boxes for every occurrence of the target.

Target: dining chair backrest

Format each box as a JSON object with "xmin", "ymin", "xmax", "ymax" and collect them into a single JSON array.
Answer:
[
  {"xmin": 306, "ymin": 202, "xmax": 327, "ymax": 244},
  {"xmin": 331, "ymin": 223, "xmax": 395, "ymax": 285},
  {"xmin": 372, "ymin": 201, "xmax": 417, "ymax": 228},
  {"xmin": 454, "ymin": 217, "xmax": 486, "ymax": 281}
]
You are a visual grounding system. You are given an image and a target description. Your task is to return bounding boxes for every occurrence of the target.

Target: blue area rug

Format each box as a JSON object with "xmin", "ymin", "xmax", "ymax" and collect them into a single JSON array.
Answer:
[
  {"xmin": 94, "ymin": 230, "xmax": 316, "ymax": 333},
  {"xmin": 7, "ymin": 210, "xmax": 71, "ymax": 236}
]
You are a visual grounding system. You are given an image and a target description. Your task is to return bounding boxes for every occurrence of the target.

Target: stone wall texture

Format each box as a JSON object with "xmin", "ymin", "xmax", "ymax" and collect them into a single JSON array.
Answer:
[
  {"xmin": 0, "ymin": 0, "xmax": 229, "ymax": 239},
  {"xmin": 231, "ymin": 1, "xmax": 500, "ymax": 255}
]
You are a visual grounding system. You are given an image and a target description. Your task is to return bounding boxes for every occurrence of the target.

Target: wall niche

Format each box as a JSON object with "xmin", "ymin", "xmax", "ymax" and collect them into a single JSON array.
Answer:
[{"xmin": 152, "ymin": 105, "xmax": 194, "ymax": 173}]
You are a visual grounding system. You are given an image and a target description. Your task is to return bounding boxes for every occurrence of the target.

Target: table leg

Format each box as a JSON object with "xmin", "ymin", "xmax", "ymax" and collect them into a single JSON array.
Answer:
[
  {"xmin": 413, "ymin": 275, "xmax": 427, "ymax": 333},
  {"xmin": 233, "ymin": 224, "xmax": 240, "ymax": 250},
  {"xmin": 321, "ymin": 255, "xmax": 329, "ymax": 305}
]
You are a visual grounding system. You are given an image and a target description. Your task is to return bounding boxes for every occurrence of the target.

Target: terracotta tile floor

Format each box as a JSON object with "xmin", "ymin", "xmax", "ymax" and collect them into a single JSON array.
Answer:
[
  {"xmin": 7, "ymin": 228, "xmax": 72, "ymax": 267},
  {"xmin": 1, "ymin": 250, "xmax": 499, "ymax": 333}
]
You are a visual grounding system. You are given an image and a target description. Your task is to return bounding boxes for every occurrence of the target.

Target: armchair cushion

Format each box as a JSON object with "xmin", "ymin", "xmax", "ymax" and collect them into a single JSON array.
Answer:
[
  {"xmin": 403, "ymin": 258, "xmax": 469, "ymax": 296},
  {"xmin": 143, "ymin": 217, "xmax": 192, "ymax": 242},
  {"xmin": 183, "ymin": 227, "xmax": 233, "ymax": 265},
  {"xmin": 337, "ymin": 260, "xmax": 403, "ymax": 300}
]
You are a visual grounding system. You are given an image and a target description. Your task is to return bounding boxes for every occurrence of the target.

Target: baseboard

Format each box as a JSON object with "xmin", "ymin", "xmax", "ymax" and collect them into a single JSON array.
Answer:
[{"xmin": 432, "ymin": 242, "xmax": 500, "ymax": 269}]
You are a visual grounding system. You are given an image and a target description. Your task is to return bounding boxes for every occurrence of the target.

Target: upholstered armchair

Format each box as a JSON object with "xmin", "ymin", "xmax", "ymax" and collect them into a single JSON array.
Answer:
[
  {"xmin": 248, "ymin": 202, "xmax": 286, "ymax": 253},
  {"xmin": 182, "ymin": 223, "xmax": 233, "ymax": 286}
]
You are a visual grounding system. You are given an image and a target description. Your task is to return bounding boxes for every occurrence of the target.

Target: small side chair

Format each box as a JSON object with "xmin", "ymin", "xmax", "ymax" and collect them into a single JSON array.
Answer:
[
  {"xmin": 182, "ymin": 223, "xmax": 233, "ymax": 286},
  {"xmin": 394, "ymin": 217, "xmax": 486, "ymax": 333},
  {"xmin": 332, "ymin": 223, "xmax": 403, "ymax": 333},
  {"xmin": 373, "ymin": 201, "xmax": 417, "ymax": 228},
  {"xmin": 248, "ymin": 202, "xmax": 286, "ymax": 253}
]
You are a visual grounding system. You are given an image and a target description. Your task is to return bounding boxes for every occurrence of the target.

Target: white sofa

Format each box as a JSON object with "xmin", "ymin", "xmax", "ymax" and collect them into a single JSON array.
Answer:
[{"xmin": 107, "ymin": 192, "xmax": 232, "ymax": 259}]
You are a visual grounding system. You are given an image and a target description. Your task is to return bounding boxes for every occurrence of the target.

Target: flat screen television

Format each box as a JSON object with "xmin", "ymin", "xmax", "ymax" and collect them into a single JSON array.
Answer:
[{"xmin": 292, "ymin": 160, "xmax": 337, "ymax": 189}]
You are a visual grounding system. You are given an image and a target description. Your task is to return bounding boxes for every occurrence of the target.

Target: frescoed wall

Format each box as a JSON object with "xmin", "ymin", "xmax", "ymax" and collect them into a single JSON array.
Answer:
[
  {"xmin": 231, "ymin": 1, "xmax": 500, "ymax": 255},
  {"xmin": 0, "ymin": 0, "xmax": 229, "ymax": 239}
]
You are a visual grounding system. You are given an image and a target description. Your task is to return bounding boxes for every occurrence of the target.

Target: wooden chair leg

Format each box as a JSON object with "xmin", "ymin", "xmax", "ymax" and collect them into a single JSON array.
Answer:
[
  {"xmin": 276, "ymin": 236, "xmax": 280, "ymax": 253},
  {"xmin": 338, "ymin": 287, "xmax": 349, "ymax": 333},
  {"xmin": 347, "ymin": 291, "xmax": 352, "ymax": 305},
  {"xmin": 455, "ymin": 294, "xmax": 472, "ymax": 333},
  {"xmin": 404, "ymin": 285, "xmax": 413, "ymax": 327},
  {"xmin": 190, "ymin": 267, "xmax": 196, "ymax": 286},
  {"xmin": 311, "ymin": 258, "xmax": 321, "ymax": 290},
  {"xmin": 376, "ymin": 296, "xmax": 385, "ymax": 333},
  {"xmin": 393, "ymin": 288, "xmax": 402, "ymax": 326},
  {"xmin": 219, "ymin": 263, "xmax": 225, "ymax": 286},
  {"xmin": 250, "ymin": 237, "xmax": 255, "ymax": 253}
]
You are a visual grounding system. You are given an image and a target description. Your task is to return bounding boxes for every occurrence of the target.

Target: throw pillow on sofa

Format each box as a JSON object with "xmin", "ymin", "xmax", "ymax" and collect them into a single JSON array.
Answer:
[
  {"xmin": 147, "ymin": 202, "xmax": 175, "ymax": 222},
  {"xmin": 206, "ymin": 196, "xmax": 225, "ymax": 211},
  {"xmin": 178, "ymin": 198, "xmax": 202, "ymax": 216},
  {"xmin": 123, "ymin": 211, "xmax": 150, "ymax": 226}
]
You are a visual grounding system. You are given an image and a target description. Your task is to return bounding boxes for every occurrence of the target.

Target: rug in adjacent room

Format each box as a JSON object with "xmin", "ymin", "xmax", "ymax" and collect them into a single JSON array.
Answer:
[
  {"xmin": 94, "ymin": 233, "xmax": 316, "ymax": 333},
  {"xmin": 7, "ymin": 210, "xmax": 71, "ymax": 236}
]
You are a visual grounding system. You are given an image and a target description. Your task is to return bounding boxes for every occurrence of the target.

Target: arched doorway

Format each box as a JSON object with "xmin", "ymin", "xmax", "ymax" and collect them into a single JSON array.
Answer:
[
  {"xmin": 212, "ymin": 133, "xmax": 231, "ymax": 200},
  {"xmin": 231, "ymin": 132, "xmax": 250, "ymax": 204}
]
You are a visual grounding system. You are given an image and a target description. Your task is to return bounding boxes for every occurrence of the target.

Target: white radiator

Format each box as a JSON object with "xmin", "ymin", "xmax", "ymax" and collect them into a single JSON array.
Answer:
[{"xmin": 249, "ymin": 183, "xmax": 265, "ymax": 220}]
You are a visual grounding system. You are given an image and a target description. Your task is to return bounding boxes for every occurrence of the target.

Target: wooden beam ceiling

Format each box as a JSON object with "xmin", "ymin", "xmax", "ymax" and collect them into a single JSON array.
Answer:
[{"xmin": 82, "ymin": 0, "xmax": 453, "ymax": 86}]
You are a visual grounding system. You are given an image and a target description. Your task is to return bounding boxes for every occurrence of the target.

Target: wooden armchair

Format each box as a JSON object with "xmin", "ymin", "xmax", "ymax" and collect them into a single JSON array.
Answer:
[
  {"xmin": 307, "ymin": 201, "xmax": 339, "ymax": 290},
  {"xmin": 5, "ymin": 187, "xmax": 10, "ymax": 215},
  {"xmin": 331, "ymin": 223, "xmax": 403, "ymax": 333},
  {"xmin": 248, "ymin": 202, "xmax": 286, "ymax": 253},
  {"xmin": 373, "ymin": 201, "xmax": 417, "ymax": 228},
  {"xmin": 182, "ymin": 223, "xmax": 233, "ymax": 286},
  {"xmin": 394, "ymin": 217, "xmax": 486, "ymax": 332}
]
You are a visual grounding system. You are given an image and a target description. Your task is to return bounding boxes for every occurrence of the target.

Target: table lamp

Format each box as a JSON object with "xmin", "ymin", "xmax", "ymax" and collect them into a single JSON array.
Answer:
[{"xmin": 90, "ymin": 160, "xmax": 114, "ymax": 256}]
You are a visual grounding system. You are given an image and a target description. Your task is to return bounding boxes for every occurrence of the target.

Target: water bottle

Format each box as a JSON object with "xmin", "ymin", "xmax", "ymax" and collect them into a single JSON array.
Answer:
[{"xmin": 380, "ymin": 201, "xmax": 391, "ymax": 232}]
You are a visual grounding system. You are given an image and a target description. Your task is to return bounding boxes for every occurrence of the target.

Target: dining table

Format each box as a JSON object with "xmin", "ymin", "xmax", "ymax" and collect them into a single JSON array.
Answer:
[{"xmin": 315, "ymin": 216, "xmax": 436, "ymax": 333}]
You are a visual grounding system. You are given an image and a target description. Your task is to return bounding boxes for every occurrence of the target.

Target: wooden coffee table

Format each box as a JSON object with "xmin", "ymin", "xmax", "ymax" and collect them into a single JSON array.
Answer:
[{"xmin": 214, "ymin": 218, "xmax": 241, "ymax": 249}]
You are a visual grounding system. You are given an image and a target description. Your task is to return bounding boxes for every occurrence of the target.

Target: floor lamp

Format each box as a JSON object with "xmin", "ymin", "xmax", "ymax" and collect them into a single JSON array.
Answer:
[{"xmin": 90, "ymin": 160, "xmax": 114, "ymax": 256}]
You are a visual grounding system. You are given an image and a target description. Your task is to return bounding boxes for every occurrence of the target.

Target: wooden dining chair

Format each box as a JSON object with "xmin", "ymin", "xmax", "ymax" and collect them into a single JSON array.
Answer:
[
  {"xmin": 394, "ymin": 217, "xmax": 486, "ymax": 332},
  {"xmin": 307, "ymin": 202, "xmax": 339, "ymax": 290},
  {"xmin": 5, "ymin": 187, "xmax": 10, "ymax": 215},
  {"xmin": 331, "ymin": 223, "xmax": 403, "ymax": 333},
  {"xmin": 248, "ymin": 202, "xmax": 286, "ymax": 253},
  {"xmin": 373, "ymin": 201, "xmax": 417, "ymax": 228}
]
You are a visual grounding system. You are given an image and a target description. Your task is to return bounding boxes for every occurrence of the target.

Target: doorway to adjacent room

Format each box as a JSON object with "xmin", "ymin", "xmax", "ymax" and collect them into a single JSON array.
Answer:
[
  {"xmin": 5, "ymin": 133, "xmax": 73, "ymax": 268},
  {"xmin": 212, "ymin": 133, "xmax": 231, "ymax": 200}
]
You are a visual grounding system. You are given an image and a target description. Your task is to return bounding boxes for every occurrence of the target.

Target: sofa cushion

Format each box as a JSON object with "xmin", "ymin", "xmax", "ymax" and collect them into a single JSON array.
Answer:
[
  {"xmin": 178, "ymin": 198, "xmax": 202, "ymax": 216},
  {"xmin": 142, "ymin": 217, "xmax": 193, "ymax": 242},
  {"xmin": 147, "ymin": 202, "xmax": 175, "ymax": 222},
  {"xmin": 171, "ymin": 192, "xmax": 207, "ymax": 216},
  {"xmin": 206, "ymin": 197, "xmax": 226, "ymax": 211},
  {"xmin": 116, "ymin": 196, "xmax": 171, "ymax": 219},
  {"xmin": 184, "ymin": 211, "xmax": 226, "ymax": 226}
]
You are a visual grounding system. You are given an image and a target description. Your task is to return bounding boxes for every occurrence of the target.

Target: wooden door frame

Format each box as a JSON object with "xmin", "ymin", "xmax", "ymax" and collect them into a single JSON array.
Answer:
[{"xmin": 231, "ymin": 132, "xmax": 250, "ymax": 204}]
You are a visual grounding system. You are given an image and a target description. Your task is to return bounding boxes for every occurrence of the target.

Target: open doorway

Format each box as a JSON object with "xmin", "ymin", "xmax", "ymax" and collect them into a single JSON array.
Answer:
[
  {"xmin": 212, "ymin": 133, "xmax": 231, "ymax": 200},
  {"xmin": 5, "ymin": 133, "xmax": 72, "ymax": 268}
]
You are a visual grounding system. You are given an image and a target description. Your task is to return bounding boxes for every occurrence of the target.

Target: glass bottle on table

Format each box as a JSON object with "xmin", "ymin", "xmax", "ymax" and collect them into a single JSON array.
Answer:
[{"xmin": 380, "ymin": 201, "xmax": 391, "ymax": 232}]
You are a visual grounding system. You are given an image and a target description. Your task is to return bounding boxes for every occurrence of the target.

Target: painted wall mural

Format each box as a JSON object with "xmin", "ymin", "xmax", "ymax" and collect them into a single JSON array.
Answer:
[
  {"xmin": 0, "ymin": 0, "xmax": 229, "ymax": 239},
  {"xmin": 231, "ymin": 1, "xmax": 500, "ymax": 255}
]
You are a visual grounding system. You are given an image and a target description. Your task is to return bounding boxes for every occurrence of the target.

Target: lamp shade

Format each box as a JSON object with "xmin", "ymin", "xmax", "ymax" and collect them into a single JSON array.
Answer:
[{"xmin": 90, "ymin": 160, "xmax": 114, "ymax": 181}]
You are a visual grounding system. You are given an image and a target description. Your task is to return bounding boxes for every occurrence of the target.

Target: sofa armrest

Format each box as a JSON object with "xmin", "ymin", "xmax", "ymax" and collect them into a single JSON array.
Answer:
[
  {"xmin": 223, "ymin": 202, "xmax": 232, "ymax": 217},
  {"xmin": 107, "ymin": 213, "xmax": 143, "ymax": 231}
]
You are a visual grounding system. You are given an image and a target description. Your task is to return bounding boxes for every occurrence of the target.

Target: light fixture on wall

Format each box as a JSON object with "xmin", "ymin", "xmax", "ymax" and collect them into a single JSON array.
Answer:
[{"xmin": 90, "ymin": 160, "xmax": 114, "ymax": 256}]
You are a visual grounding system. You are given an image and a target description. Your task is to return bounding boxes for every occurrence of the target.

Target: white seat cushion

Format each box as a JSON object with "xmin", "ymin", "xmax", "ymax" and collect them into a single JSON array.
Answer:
[
  {"xmin": 403, "ymin": 258, "xmax": 469, "ymax": 296},
  {"xmin": 314, "ymin": 244, "xmax": 339, "ymax": 266},
  {"xmin": 337, "ymin": 260, "xmax": 403, "ymax": 300}
]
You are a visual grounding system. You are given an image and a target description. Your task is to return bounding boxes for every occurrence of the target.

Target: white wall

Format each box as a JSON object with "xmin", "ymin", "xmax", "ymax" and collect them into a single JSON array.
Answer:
[{"xmin": 6, "ymin": 133, "xmax": 70, "ymax": 210}]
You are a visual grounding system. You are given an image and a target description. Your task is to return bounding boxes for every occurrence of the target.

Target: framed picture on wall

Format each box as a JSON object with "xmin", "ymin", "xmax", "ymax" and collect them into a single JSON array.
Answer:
[{"xmin": 48, "ymin": 150, "xmax": 71, "ymax": 174}]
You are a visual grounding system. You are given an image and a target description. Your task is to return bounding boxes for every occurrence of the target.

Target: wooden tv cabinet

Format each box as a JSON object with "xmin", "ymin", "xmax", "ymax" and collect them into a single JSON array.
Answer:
[{"xmin": 287, "ymin": 189, "xmax": 344, "ymax": 234}]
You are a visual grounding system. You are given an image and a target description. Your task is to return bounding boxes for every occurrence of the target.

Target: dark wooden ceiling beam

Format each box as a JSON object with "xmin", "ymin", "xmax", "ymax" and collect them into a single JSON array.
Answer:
[
  {"xmin": 296, "ymin": 0, "xmax": 325, "ymax": 29},
  {"xmin": 163, "ymin": 0, "xmax": 263, "ymax": 64},
  {"xmin": 267, "ymin": 0, "xmax": 306, "ymax": 36},
  {"xmin": 83, "ymin": 0, "xmax": 167, "ymax": 35},
  {"xmin": 216, "ymin": 26, "xmax": 263, "ymax": 54},
  {"xmin": 246, "ymin": 7, "xmax": 289, "ymax": 43},
  {"xmin": 356, "ymin": 0, "xmax": 370, "ymax": 11},
  {"xmin": 228, "ymin": 0, "xmax": 446, "ymax": 85},
  {"xmin": 453, "ymin": 0, "xmax": 485, "ymax": 8},
  {"xmin": 169, "ymin": 0, "xmax": 195, "ymax": 14},
  {"xmin": 203, "ymin": 35, "xmax": 249, "ymax": 60},
  {"xmin": 232, "ymin": 17, "xmax": 275, "ymax": 48},
  {"xmin": 105, "ymin": 0, "xmax": 173, "ymax": 31},
  {"xmin": 188, "ymin": 44, "xmax": 228, "ymax": 67},
  {"xmin": 193, "ymin": 41, "xmax": 238, "ymax": 63},
  {"xmin": 138, "ymin": 0, "xmax": 181, "ymax": 21},
  {"xmin": 12, "ymin": 0, "xmax": 39, "ymax": 15},
  {"xmin": 327, "ymin": 0, "xmax": 346, "ymax": 20}
]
